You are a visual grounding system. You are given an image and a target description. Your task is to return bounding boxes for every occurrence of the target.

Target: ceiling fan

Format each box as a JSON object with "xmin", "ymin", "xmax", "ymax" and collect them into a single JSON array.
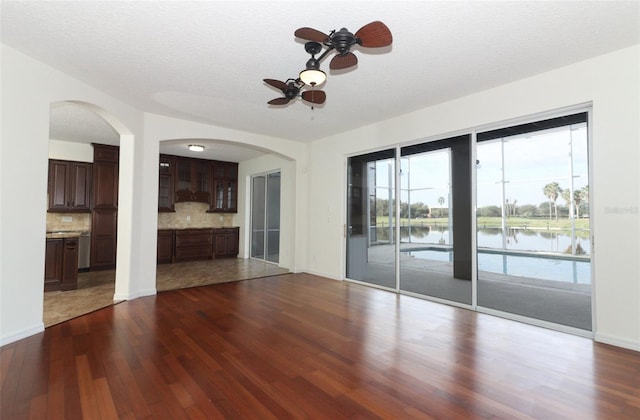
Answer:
[
  {"xmin": 262, "ymin": 21, "xmax": 391, "ymax": 107},
  {"xmin": 263, "ymin": 78, "xmax": 326, "ymax": 106},
  {"xmin": 294, "ymin": 20, "xmax": 393, "ymax": 70}
]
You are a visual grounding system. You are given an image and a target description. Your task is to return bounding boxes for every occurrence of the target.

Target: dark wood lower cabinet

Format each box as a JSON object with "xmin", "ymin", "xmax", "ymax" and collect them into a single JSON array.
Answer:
[
  {"xmin": 174, "ymin": 229, "xmax": 213, "ymax": 262},
  {"xmin": 157, "ymin": 230, "xmax": 175, "ymax": 264},
  {"xmin": 157, "ymin": 227, "xmax": 239, "ymax": 263},
  {"xmin": 44, "ymin": 237, "xmax": 78, "ymax": 292},
  {"xmin": 214, "ymin": 227, "xmax": 239, "ymax": 258},
  {"xmin": 91, "ymin": 209, "xmax": 117, "ymax": 270}
]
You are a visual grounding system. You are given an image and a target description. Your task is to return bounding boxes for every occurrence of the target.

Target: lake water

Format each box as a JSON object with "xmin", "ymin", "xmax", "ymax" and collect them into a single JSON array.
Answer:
[
  {"xmin": 373, "ymin": 226, "xmax": 591, "ymax": 283},
  {"xmin": 375, "ymin": 226, "xmax": 592, "ymax": 255},
  {"xmin": 407, "ymin": 249, "xmax": 590, "ymax": 284}
]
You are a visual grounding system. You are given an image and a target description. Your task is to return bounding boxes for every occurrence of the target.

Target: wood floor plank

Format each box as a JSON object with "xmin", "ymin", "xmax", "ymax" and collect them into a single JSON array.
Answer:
[
  {"xmin": 2, "ymin": 273, "xmax": 640, "ymax": 419},
  {"xmin": 75, "ymin": 354, "xmax": 100, "ymax": 417}
]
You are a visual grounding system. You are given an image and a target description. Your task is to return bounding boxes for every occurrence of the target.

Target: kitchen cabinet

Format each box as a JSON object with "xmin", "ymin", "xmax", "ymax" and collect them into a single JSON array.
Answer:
[
  {"xmin": 92, "ymin": 146, "xmax": 118, "ymax": 210},
  {"xmin": 44, "ymin": 237, "xmax": 78, "ymax": 292},
  {"xmin": 91, "ymin": 144, "xmax": 118, "ymax": 270},
  {"xmin": 157, "ymin": 229, "xmax": 175, "ymax": 263},
  {"xmin": 210, "ymin": 161, "xmax": 238, "ymax": 213},
  {"xmin": 157, "ymin": 155, "xmax": 238, "ymax": 212},
  {"xmin": 213, "ymin": 227, "xmax": 239, "ymax": 258},
  {"xmin": 175, "ymin": 158, "xmax": 211, "ymax": 204},
  {"xmin": 158, "ymin": 155, "xmax": 175, "ymax": 212},
  {"xmin": 47, "ymin": 160, "xmax": 92, "ymax": 212},
  {"xmin": 174, "ymin": 228, "xmax": 213, "ymax": 262}
]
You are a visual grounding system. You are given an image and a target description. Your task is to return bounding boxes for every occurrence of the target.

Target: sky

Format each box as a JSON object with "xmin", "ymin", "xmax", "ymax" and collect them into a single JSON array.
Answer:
[{"xmin": 374, "ymin": 123, "xmax": 589, "ymax": 209}]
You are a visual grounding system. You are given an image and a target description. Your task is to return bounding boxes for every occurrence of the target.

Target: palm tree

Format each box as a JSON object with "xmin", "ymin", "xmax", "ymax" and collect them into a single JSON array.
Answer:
[
  {"xmin": 561, "ymin": 188, "xmax": 584, "ymax": 218},
  {"xmin": 580, "ymin": 185, "xmax": 589, "ymax": 216},
  {"xmin": 543, "ymin": 182, "xmax": 561, "ymax": 220},
  {"xmin": 438, "ymin": 196, "xmax": 445, "ymax": 217}
]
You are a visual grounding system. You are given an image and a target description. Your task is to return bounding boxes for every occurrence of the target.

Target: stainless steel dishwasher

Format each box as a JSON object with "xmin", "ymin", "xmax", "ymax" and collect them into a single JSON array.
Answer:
[{"xmin": 78, "ymin": 232, "xmax": 91, "ymax": 271}]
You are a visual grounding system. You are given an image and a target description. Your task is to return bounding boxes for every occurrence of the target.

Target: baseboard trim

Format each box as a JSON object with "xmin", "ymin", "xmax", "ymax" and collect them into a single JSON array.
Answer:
[
  {"xmin": 595, "ymin": 332, "xmax": 640, "ymax": 352},
  {"xmin": 0, "ymin": 322, "xmax": 45, "ymax": 347},
  {"xmin": 303, "ymin": 269, "xmax": 342, "ymax": 281},
  {"xmin": 113, "ymin": 288, "xmax": 157, "ymax": 302}
]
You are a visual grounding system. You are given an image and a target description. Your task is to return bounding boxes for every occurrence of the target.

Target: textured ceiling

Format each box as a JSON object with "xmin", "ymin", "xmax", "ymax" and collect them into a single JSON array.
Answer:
[{"xmin": 2, "ymin": 1, "xmax": 639, "ymax": 161}]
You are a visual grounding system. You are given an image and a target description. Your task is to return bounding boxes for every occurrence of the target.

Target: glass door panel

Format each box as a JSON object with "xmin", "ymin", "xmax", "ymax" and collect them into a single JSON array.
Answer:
[
  {"xmin": 476, "ymin": 115, "xmax": 591, "ymax": 330},
  {"xmin": 347, "ymin": 150, "xmax": 396, "ymax": 288},
  {"xmin": 265, "ymin": 172, "xmax": 281, "ymax": 263},
  {"xmin": 251, "ymin": 175, "xmax": 266, "ymax": 259},
  {"xmin": 399, "ymin": 137, "xmax": 472, "ymax": 305}
]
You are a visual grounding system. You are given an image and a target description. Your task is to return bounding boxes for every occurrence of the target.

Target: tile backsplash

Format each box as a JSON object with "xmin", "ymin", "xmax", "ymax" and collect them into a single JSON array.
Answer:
[
  {"xmin": 46, "ymin": 202, "xmax": 233, "ymax": 232},
  {"xmin": 158, "ymin": 202, "xmax": 234, "ymax": 229},
  {"xmin": 46, "ymin": 213, "xmax": 91, "ymax": 232}
]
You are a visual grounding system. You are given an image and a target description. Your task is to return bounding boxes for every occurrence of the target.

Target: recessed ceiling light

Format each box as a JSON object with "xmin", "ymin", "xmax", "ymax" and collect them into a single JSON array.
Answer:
[{"xmin": 188, "ymin": 144, "xmax": 204, "ymax": 152}]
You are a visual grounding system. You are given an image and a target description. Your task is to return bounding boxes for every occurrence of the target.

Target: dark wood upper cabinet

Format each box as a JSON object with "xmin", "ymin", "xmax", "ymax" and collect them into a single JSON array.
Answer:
[
  {"xmin": 92, "ymin": 144, "xmax": 118, "ymax": 209},
  {"xmin": 47, "ymin": 160, "xmax": 92, "ymax": 212},
  {"xmin": 158, "ymin": 154, "xmax": 238, "ymax": 213},
  {"xmin": 210, "ymin": 161, "xmax": 238, "ymax": 213},
  {"xmin": 158, "ymin": 155, "xmax": 175, "ymax": 212},
  {"xmin": 174, "ymin": 157, "xmax": 211, "ymax": 204}
]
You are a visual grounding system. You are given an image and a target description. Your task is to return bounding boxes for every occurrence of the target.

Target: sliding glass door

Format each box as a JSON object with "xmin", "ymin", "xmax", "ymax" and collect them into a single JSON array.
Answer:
[
  {"xmin": 251, "ymin": 171, "xmax": 281, "ymax": 263},
  {"xmin": 476, "ymin": 113, "xmax": 591, "ymax": 330},
  {"xmin": 346, "ymin": 135, "xmax": 472, "ymax": 305},
  {"xmin": 345, "ymin": 111, "xmax": 592, "ymax": 333}
]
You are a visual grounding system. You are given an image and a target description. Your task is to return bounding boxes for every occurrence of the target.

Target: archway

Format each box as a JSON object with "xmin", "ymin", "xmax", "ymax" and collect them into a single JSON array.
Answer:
[
  {"xmin": 45, "ymin": 100, "xmax": 134, "ymax": 325},
  {"xmin": 153, "ymin": 138, "xmax": 294, "ymax": 291}
]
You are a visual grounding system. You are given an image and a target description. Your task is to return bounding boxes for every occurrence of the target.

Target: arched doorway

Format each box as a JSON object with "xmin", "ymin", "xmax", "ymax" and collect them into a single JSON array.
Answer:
[
  {"xmin": 154, "ymin": 138, "xmax": 291, "ymax": 291},
  {"xmin": 44, "ymin": 101, "xmax": 132, "ymax": 326}
]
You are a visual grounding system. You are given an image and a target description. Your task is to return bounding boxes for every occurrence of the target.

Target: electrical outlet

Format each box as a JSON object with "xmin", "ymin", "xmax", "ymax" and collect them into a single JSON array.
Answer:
[
  {"xmin": 62, "ymin": 216, "xmax": 73, "ymax": 222},
  {"xmin": 186, "ymin": 216, "xmax": 191, "ymax": 222}
]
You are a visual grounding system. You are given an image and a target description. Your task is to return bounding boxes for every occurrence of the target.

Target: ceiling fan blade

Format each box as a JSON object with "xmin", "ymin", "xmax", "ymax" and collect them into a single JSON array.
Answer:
[
  {"xmin": 330, "ymin": 52, "xmax": 358, "ymax": 70},
  {"xmin": 301, "ymin": 90, "xmax": 326, "ymax": 105},
  {"xmin": 263, "ymin": 79, "xmax": 288, "ymax": 91},
  {"xmin": 294, "ymin": 27, "xmax": 329, "ymax": 43},
  {"xmin": 355, "ymin": 21, "xmax": 393, "ymax": 48},
  {"xmin": 268, "ymin": 97, "xmax": 290, "ymax": 105}
]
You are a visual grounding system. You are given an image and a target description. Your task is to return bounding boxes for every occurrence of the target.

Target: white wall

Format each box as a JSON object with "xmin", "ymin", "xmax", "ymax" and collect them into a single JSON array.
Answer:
[{"xmin": 307, "ymin": 45, "xmax": 640, "ymax": 351}]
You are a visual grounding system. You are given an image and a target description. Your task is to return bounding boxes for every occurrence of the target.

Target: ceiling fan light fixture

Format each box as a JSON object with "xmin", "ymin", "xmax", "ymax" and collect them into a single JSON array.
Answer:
[
  {"xmin": 299, "ymin": 57, "xmax": 326, "ymax": 86},
  {"xmin": 188, "ymin": 144, "xmax": 205, "ymax": 152},
  {"xmin": 299, "ymin": 68, "xmax": 326, "ymax": 86}
]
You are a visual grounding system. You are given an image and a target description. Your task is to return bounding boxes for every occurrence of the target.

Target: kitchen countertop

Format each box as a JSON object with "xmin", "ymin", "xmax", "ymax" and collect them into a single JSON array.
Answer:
[{"xmin": 46, "ymin": 231, "xmax": 89, "ymax": 239}]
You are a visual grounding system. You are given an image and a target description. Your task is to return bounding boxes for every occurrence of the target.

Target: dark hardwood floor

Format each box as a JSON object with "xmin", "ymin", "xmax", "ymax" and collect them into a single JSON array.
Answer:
[{"xmin": 2, "ymin": 273, "xmax": 639, "ymax": 419}]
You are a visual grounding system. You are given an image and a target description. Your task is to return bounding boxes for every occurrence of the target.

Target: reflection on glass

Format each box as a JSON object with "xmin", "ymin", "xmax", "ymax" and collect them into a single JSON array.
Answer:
[
  {"xmin": 347, "ymin": 150, "xmax": 396, "ymax": 288},
  {"xmin": 476, "ymin": 119, "xmax": 592, "ymax": 330}
]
